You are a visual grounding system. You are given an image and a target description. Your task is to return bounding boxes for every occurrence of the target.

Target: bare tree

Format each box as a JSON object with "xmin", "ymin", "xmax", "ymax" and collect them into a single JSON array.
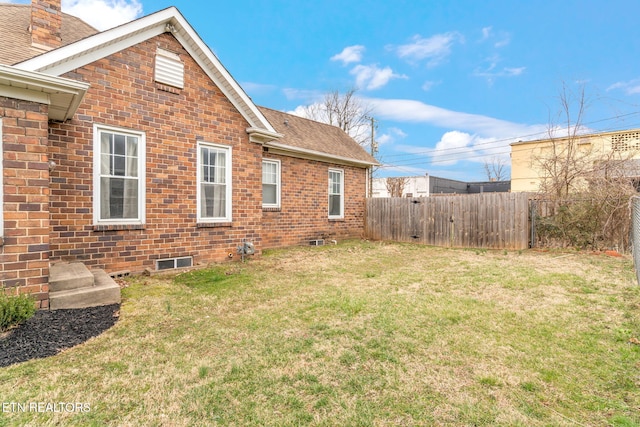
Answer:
[
  {"xmin": 385, "ymin": 177, "xmax": 408, "ymax": 197},
  {"xmin": 533, "ymin": 82, "xmax": 638, "ymax": 250},
  {"xmin": 483, "ymin": 157, "xmax": 509, "ymax": 181},
  {"xmin": 535, "ymin": 82, "xmax": 593, "ymax": 199},
  {"xmin": 301, "ymin": 88, "xmax": 373, "ymax": 146}
]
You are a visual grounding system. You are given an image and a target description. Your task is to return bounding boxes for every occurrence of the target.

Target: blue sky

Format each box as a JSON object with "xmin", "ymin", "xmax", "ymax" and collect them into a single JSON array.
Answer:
[{"xmin": 12, "ymin": 0, "xmax": 640, "ymax": 181}]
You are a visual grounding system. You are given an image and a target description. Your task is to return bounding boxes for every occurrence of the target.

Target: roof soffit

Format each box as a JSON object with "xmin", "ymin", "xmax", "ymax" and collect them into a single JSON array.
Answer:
[{"xmin": 0, "ymin": 64, "xmax": 89, "ymax": 121}]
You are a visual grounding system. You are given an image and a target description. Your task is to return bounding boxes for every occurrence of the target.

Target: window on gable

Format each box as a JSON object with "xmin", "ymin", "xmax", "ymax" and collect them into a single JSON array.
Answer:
[
  {"xmin": 94, "ymin": 125, "xmax": 145, "ymax": 225},
  {"xmin": 262, "ymin": 159, "xmax": 280, "ymax": 208},
  {"xmin": 155, "ymin": 48, "xmax": 184, "ymax": 89},
  {"xmin": 198, "ymin": 142, "xmax": 232, "ymax": 222},
  {"xmin": 328, "ymin": 168, "xmax": 344, "ymax": 219}
]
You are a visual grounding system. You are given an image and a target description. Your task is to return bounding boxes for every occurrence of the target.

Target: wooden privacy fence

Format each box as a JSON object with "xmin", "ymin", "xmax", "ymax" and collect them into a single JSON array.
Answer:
[{"xmin": 366, "ymin": 193, "xmax": 530, "ymax": 250}]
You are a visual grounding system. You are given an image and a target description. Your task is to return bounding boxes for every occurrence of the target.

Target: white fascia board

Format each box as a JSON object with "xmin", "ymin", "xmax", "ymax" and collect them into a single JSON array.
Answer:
[
  {"xmin": 169, "ymin": 14, "xmax": 277, "ymax": 133},
  {"xmin": 264, "ymin": 141, "xmax": 379, "ymax": 168},
  {"xmin": 14, "ymin": 7, "xmax": 277, "ymax": 133},
  {"xmin": 246, "ymin": 127, "xmax": 283, "ymax": 144},
  {"xmin": 15, "ymin": 20, "xmax": 169, "ymax": 75},
  {"xmin": 0, "ymin": 65, "xmax": 89, "ymax": 120}
]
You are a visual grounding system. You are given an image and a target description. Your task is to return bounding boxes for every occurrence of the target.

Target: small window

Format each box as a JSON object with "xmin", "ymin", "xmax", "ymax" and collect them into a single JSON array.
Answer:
[
  {"xmin": 262, "ymin": 159, "xmax": 280, "ymax": 208},
  {"xmin": 197, "ymin": 142, "xmax": 232, "ymax": 223},
  {"xmin": 93, "ymin": 125, "xmax": 145, "ymax": 225},
  {"xmin": 328, "ymin": 168, "xmax": 344, "ymax": 219},
  {"xmin": 155, "ymin": 48, "xmax": 184, "ymax": 89},
  {"xmin": 156, "ymin": 256, "xmax": 193, "ymax": 271}
]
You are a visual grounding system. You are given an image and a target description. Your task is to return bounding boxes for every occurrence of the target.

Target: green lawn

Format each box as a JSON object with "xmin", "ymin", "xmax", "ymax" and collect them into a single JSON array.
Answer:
[{"xmin": 1, "ymin": 240, "xmax": 639, "ymax": 426}]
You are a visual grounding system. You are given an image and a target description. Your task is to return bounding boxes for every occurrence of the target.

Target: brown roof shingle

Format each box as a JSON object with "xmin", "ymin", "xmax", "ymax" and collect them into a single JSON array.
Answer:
[
  {"xmin": 0, "ymin": 3, "xmax": 97, "ymax": 65},
  {"xmin": 259, "ymin": 106, "xmax": 378, "ymax": 166}
]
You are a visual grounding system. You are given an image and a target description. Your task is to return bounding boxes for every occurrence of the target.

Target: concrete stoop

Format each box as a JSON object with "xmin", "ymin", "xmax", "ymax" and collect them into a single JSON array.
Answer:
[{"xmin": 49, "ymin": 262, "xmax": 121, "ymax": 310}]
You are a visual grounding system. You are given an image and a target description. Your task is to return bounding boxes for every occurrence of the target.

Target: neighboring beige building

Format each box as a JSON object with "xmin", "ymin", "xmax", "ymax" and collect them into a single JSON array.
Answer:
[{"xmin": 510, "ymin": 129, "xmax": 640, "ymax": 192}]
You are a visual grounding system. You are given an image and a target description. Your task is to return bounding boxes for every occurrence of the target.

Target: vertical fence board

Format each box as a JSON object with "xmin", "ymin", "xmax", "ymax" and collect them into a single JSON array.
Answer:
[{"xmin": 365, "ymin": 193, "xmax": 530, "ymax": 250}]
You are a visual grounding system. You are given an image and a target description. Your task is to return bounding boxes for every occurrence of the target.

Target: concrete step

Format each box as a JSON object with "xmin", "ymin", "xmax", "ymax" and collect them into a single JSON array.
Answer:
[
  {"xmin": 49, "ymin": 262, "xmax": 95, "ymax": 292},
  {"xmin": 49, "ymin": 269, "xmax": 121, "ymax": 310}
]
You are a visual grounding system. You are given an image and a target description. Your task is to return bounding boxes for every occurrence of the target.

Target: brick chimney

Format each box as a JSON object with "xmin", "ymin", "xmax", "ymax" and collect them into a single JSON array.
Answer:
[{"xmin": 30, "ymin": 0, "xmax": 62, "ymax": 50}]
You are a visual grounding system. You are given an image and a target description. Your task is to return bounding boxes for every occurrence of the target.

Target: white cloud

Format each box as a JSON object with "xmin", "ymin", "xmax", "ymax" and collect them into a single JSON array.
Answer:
[
  {"xmin": 241, "ymin": 82, "xmax": 278, "ymax": 96},
  {"xmin": 473, "ymin": 56, "xmax": 526, "ymax": 84},
  {"xmin": 393, "ymin": 32, "xmax": 463, "ymax": 67},
  {"xmin": 608, "ymin": 78, "xmax": 640, "ymax": 95},
  {"xmin": 377, "ymin": 127, "xmax": 407, "ymax": 145},
  {"xmin": 350, "ymin": 64, "xmax": 407, "ymax": 91},
  {"xmin": 366, "ymin": 97, "xmax": 548, "ymax": 165},
  {"xmin": 481, "ymin": 26, "xmax": 492, "ymax": 41},
  {"xmin": 494, "ymin": 36, "xmax": 510, "ymax": 48},
  {"xmin": 367, "ymin": 98, "xmax": 543, "ymax": 135},
  {"xmin": 421, "ymin": 80, "xmax": 440, "ymax": 91},
  {"xmin": 331, "ymin": 45, "xmax": 365, "ymax": 65},
  {"xmin": 282, "ymin": 88, "xmax": 323, "ymax": 101},
  {"xmin": 478, "ymin": 26, "xmax": 510, "ymax": 48},
  {"xmin": 431, "ymin": 131, "xmax": 506, "ymax": 165},
  {"xmin": 62, "ymin": 0, "xmax": 142, "ymax": 30}
]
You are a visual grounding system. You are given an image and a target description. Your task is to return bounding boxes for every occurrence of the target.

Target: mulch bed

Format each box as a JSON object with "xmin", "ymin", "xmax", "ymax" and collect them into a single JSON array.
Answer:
[{"xmin": 0, "ymin": 304, "xmax": 120, "ymax": 368}]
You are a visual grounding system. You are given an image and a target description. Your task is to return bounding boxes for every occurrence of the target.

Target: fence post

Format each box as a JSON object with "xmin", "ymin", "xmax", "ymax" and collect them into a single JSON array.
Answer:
[
  {"xmin": 529, "ymin": 199, "xmax": 536, "ymax": 249},
  {"xmin": 632, "ymin": 196, "xmax": 640, "ymax": 286}
]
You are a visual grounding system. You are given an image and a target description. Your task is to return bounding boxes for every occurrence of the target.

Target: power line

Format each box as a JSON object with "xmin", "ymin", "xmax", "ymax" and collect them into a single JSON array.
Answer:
[
  {"xmin": 375, "ymin": 118, "xmax": 640, "ymax": 170},
  {"xmin": 378, "ymin": 111, "xmax": 640, "ymax": 163}
]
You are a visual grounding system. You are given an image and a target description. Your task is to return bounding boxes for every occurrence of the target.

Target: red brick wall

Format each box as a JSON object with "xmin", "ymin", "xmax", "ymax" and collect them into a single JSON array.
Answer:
[
  {"xmin": 30, "ymin": 0, "xmax": 62, "ymax": 49},
  {"xmin": 261, "ymin": 152, "xmax": 367, "ymax": 248},
  {"xmin": 0, "ymin": 98, "xmax": 50, "ymax": 308},
  {"xmin": 48, "ymin": 33, "xmax": 263, "ymax": 273}
]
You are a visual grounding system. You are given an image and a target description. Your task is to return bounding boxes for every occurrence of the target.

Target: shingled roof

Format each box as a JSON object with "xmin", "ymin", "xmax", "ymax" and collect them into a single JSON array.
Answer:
[
  {"xmin": 259, "ymin": 107, "xmax": 378, "ymax": 167},
  {"xmin": 0, "ymin": 3, "xmax": 97, "ymax": 65}
]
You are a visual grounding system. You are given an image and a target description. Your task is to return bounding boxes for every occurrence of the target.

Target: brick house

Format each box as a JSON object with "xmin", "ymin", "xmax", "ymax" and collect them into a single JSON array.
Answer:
[{"xmin": 0, "ymin": 2, "xmax": 377, "ymax": 308}]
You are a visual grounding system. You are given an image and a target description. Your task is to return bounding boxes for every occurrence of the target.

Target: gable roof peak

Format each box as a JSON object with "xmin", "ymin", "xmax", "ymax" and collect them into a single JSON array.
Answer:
[{"xmin": 14, "ymin": 6, "xmax": 276, "ymax": 135}]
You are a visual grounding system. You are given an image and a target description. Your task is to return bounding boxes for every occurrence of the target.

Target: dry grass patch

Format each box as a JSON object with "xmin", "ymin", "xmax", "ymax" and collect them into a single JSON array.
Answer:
[{"xmin": 0, "ymin": 240, "xmax": 639, "ymax": 426}]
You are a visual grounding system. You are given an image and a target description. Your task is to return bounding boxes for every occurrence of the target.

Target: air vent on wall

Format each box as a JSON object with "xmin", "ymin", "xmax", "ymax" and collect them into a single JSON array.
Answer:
[
  {"xmin": 155, "ymin": 48, "xmax": 184, "ymax": 89},
  {"xmin": 156, "ymin": 256, "xmax": 192, "ymax": 271}
]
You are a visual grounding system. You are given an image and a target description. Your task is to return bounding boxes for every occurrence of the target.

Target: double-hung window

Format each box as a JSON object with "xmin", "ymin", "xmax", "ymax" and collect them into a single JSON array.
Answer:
[
  {"xmin": 328, "ymin": 168, "xmax": 344, "ymax": 219},
  {"xmin": 94, "ymin": 125, "xmax": 145, "ymax": 225},
  {"xmin": 198, "ymin": 142, "xmax": 232, "ymax": 222},
  {"xmin": 262, "ymin": 159, "xmax": 280, "ymax": 208}
]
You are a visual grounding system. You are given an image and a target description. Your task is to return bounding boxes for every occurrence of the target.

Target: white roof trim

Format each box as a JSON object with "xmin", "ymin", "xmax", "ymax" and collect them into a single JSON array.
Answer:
[
  {"xmin": 0, "ymin": 65, "xmax": 89, "ymax": 121},
  {"xmin": 246, "ymin": 126, "xmax": 283, "ymax": 144},
  {"xmin": 14, "ymin": 7, "xmax": 277, "ymax": 134},
  {"xmin": 264, "ymin": 141, "xmax": 379, "ymax": 168}
]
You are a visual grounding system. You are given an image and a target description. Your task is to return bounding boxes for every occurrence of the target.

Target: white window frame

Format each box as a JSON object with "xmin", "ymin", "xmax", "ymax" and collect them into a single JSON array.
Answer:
[
  {"xmin": 0, "ymin": 118, "xmax": 3, "ymax": 240},
  {"xmin": 197, "ymin": 142, "xmax": 232, "ymax": 223},
  {"xmin": 93, "ymin": 124, "xmax": 146, "ymax": 226},
  {"xmin": 262, "ymin": 158, "xmax": 281, "ymax": 209},
  {"xmin": 328, "ymin": 168, "xmax": 344, "ymax": 219}
]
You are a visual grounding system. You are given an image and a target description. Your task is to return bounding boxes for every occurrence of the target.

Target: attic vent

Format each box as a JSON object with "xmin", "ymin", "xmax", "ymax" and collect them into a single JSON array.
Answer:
[
  {"xmin": 611, "ymin": 131, "xmax": 640, "ymax": 152},
  {"xmin": 156, "ymin": 256, "xmax": 193, "ymax": 271},
  {"xmin": 155, "ymin": 48, "xmax": 184, "ymax": 89}
]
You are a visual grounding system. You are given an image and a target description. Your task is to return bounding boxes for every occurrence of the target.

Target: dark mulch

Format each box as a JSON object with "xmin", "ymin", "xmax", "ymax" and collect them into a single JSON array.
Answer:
[{"xmin": 0, "ymin": 304, "xmax": 120, "ymax": 368}]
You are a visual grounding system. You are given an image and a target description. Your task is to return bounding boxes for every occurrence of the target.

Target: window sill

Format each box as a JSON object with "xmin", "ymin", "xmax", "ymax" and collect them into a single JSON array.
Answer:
[
  {"xmin": 328, "ymin": 218, "xmax": 345, "ymax": 222},
  {"xmin": 93, "ymin": 224, "xmax": 145, "ymax": 231},
  {"xmin": 262, "ymin": 207, "xmax": 281, "ymax": 212},
  {"xmin": 196, "ymin": 222, "xmax": 233, "ymax": 228}
]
